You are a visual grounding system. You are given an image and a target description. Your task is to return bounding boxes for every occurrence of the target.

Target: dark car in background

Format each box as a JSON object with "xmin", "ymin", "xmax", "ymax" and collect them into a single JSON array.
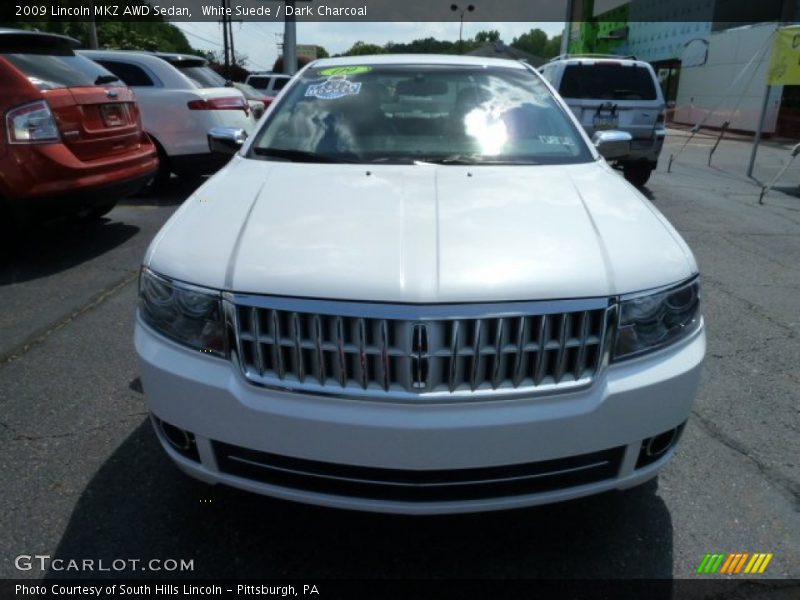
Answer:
[{"xmin": 0, "ymin": 29, "xmax": 157, "ymax": 231}]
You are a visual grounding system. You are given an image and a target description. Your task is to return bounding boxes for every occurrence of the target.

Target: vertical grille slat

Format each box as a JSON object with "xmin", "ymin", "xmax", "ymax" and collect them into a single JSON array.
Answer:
[
  {"xmin": 250, "ymin": 306, "xmax": 265, "ymax": 376},
  {"xmin": 512, "ymin": 316, "xmax": 527, "ymax": 387},
  {"xmin": 336, "ymin": 316, "xmax": 347, "ymax": 388},
  {"xmin": 357, "ymin": 318, "xmax": 368, "ymax": 390},
  {"xmin": 313, "ymin": 314, "xmax": 325, "ymax": 385},
  {"xmin": 469, "ymin": 319, "xmax": 483, "ymax": 391},
  {"xmin": 448, "ymin": 320, "xmax": 460, "ymax": 393},
  {"xmin": 491, "ymin": 318, "xmax": 505, "ymax": 389},
  {"xmin": 234, "ymin": 300, "xmax": 608, "ymax": 399},
  {"xmin": 380, "ymin": 319, "xmax": 390, "ymax": 392},
  {"xmin": 553, "ymin": 314, "xmax": 569, "ymax": 384},
  {"xmin": 270, "ymin": 309, "xmax": 285, "ymax": 379},
  {"xmin": 574, "ymin": 311, "xmax": 590, "ymax": 381},
  {"xmin": 292, "ymin": 312, "xmax": 305, "ymax": 382},
  {"xmin": 534, "ymin": 315, "xmax": 549, "ymax": 386}
]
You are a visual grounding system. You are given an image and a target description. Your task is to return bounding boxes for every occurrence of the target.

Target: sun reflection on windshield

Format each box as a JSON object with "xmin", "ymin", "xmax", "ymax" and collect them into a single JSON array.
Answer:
[{"xmin": 463, "ymin": 106, "xmax": 509, "ymax": 156}]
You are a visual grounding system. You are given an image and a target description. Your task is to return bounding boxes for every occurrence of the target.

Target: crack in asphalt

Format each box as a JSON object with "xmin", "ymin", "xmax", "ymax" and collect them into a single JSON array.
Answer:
[
  {"xmin": 9, "ymin": 412, "xmax": 149, "ymax": 443},
  {"xmin": 703, "ymin": 275, "xmax": 798, "ymax": 336},
  {"xmin": 718, "ymin": 232, "xmax": 797, "ymax": 272},
  {"xmin": 0, "ymin": 271, "xmax": 139, "ymax": 370},
  {"xmin": 692, "ymin": 411, "xmax": 800, "ymax": 511}
]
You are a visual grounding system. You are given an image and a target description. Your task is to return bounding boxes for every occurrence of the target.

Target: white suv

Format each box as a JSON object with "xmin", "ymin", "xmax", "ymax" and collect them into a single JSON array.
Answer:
[
  {"xmin": 136, "ymin": 55, "xmax": 704, "ymax": 514},
  {"xmin": 245, "ymin": 72, "xmax": 292, "ymax": 98},
  {"xmin": 539, "ymin": 55, "xmax": 667, "ymax": 187},
  {"xmin": 81, "ymin": 50, "xmax": 255, "ymax": 186}
]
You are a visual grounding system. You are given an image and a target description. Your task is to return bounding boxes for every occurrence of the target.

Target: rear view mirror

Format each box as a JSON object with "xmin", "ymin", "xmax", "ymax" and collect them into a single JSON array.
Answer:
[
  {"xmin": 396, "ymin": 79, "xmax": 448, "ymax": 97},
  {"xmin": 592, "ymin": 130, "xmax": 632, "ymax": 160},
  {"xmin": 208, "ymin": 127, "xmax": 247, "ymax": 156}
]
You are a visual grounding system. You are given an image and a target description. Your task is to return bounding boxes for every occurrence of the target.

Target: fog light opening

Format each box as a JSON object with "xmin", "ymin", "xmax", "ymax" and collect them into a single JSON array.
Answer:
[
  {"xmin": 645, "ymin": 427, "xmax": 679, "ymax": 458},
  {"xmin": 160, "ymin": 420, "xmax": 192, "ymax": 451}
]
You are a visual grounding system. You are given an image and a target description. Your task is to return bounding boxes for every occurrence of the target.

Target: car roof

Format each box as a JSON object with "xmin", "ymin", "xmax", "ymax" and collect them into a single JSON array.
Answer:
[
  {"xmin": 311, "ymin": 54, "xmax": 529, "ymax": 70},
  {"xmin": 546, "ymin": 55, "xmax": 651, "ymax": 68},
  {"xmin": 0, "ymin": 28, "xmax": 80, "ymax": 49},
  {"xmin": 153, "ymin": 52, "xmax": 208, "ymax": 66},
  {"xmin": 80, "ymin": 49, "xmax": 208, "ymax": 65}
]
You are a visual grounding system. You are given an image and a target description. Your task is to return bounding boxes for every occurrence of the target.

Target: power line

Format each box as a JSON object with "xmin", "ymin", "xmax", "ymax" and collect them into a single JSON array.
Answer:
[{"xmin": 179, "ymin": 24, "xmax": 270, "ymax": 71}]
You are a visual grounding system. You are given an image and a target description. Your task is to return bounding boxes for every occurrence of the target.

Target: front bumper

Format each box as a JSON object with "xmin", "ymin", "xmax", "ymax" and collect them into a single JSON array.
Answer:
[{"xmin": 135, "ymin": 316, "xmax": 704, "ymax": 514}]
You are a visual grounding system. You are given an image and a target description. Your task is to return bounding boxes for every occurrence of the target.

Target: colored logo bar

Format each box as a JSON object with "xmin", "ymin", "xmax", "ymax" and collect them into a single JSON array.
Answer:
[{"xmin": 697, "ymin": 553, "xmax": 773, "ymax": 574}]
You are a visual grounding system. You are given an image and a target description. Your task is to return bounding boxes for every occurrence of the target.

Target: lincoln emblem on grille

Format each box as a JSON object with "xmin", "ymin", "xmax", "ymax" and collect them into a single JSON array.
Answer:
[{"xmin": 410, "ymin": 323, "xmax": 429, "ymax": 389}]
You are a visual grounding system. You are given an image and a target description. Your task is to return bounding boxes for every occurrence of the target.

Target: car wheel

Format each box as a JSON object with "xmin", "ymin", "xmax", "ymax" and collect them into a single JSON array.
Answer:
[{"xmin": 623, "ymin": 163, "xmax": 654, "ymax": 188}]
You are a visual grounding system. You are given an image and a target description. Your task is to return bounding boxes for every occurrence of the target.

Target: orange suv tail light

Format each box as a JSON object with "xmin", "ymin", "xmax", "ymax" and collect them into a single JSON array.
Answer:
[
  {"xmin": 187, "ymin": 97, "xmax": 249, "ymax": 115},
  {"xmin": 6, "ymin": 100, "xmax": 59, "ymax": 144}
]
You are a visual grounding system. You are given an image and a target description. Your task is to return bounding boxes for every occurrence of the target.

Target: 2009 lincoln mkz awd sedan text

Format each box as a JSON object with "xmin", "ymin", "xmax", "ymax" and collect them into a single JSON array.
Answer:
[{"xmin": 135, "ymin": 55, "xmax": 705, "ymax": 514}]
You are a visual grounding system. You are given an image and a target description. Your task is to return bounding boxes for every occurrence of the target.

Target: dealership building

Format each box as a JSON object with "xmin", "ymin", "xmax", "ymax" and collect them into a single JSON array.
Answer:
[{"xmin": 563, "ymin": 0, "xmax": 800, "ymax": 136}]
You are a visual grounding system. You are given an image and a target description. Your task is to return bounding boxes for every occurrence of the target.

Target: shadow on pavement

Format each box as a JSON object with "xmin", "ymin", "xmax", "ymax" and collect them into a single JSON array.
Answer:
[
  {"xmin": 120, "ymin": 176, "xmax": 206, "ymax": 207},
  {"xmin": 47, "ymin": 420, "xmax": 674, "ymax": 584},
  {"xmin": 0, "ymin": 218, "xmax": 139, "ymax": 286}
]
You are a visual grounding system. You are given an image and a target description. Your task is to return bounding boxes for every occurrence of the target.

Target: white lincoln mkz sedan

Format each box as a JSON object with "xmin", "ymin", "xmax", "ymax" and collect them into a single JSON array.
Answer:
[{"xmin": 135, "ymin": 55, "xmax": 705, "ymax": 514}]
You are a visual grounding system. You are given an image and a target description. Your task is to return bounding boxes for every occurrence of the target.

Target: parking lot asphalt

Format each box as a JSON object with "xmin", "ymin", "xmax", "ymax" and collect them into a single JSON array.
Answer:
[{"xmin": 0, "ymin": 131, "xmax": 798, "ymax": 588}]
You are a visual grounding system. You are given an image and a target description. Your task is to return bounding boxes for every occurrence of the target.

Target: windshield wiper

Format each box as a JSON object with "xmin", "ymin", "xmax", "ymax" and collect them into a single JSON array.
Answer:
[
  {"xmin": 95, "ymin": 75, "xmax": 120, "ymax": 85},
  {"xmin": 253, "ymin": 147, "xmax": 359, "ymax": 163},
  {"xmin": 417, "ymin": 155, "xmax": 539, "ymax": 165}
]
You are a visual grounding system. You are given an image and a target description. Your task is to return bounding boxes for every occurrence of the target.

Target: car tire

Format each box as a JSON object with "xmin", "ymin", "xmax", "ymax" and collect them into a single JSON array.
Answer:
[
  {"xmin": 622, "ymin": 163, "xmax": 654, "ymax": 188},
  {"xmin": 139, "ymin": 137, "xmax": 172, "ymax": 195}
]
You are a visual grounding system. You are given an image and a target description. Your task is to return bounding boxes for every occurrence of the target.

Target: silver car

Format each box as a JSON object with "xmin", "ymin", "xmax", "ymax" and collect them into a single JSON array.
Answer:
[{"xmin": 540, "ymin": 55, "xmax": 667, "ymax": 187}]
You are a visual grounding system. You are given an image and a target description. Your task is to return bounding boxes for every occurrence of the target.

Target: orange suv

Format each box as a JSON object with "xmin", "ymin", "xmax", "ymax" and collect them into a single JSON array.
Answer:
[{"xmin": 0, "ymin": 29, "xmax": 157, "ymax": 227}]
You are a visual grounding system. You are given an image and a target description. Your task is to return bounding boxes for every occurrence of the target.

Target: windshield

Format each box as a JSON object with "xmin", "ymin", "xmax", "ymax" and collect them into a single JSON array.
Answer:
[
  {"xmin": 249, "ymin": 64, "xmax": 592, "ymax": 165},
  {"xmin": 4, "ymin": 52, "xmax": 118, "ymax": 90}
]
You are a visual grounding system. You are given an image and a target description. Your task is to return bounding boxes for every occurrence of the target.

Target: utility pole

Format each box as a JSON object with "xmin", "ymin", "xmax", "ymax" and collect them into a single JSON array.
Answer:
[
  {"xmin": 220, "ymin": 0, "xmax": 231, "ymax": 79},
  {"xmin": 283, "ymin": 0, "xmax": 297, "ymax": 75},
  {"xmin": 227, "ymin": 0, "xmax": 236, "ymax": 72},
  {"xmin": 88, "ymin": 0, "xmax": 98, "ymax": 48},
  {"xmin": 561, "ymin": 0, "xmax": 573, "ymax": 55}
]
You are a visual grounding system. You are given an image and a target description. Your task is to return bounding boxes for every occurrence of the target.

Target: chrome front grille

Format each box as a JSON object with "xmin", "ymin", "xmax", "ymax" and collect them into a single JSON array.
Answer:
[{"xmin": 228, "ymin": 295, "xmax": 612, "ymax": 401}]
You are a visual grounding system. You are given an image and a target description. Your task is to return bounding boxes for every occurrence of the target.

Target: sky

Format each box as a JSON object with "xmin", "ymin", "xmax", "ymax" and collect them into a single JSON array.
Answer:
[{"xmin": 174, "ymin": 21, "xmax": 565, "ymax": 71}]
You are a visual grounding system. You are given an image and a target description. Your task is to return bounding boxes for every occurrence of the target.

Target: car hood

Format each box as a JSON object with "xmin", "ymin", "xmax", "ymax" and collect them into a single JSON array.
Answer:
[{"xmin": 146, "ymin": 156, "xmax": 696, "ymax": 302}]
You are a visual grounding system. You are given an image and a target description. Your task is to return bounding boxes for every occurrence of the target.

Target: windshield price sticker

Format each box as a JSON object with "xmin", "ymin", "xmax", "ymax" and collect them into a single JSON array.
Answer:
[{"xmin": 305, "ymin": 76, "xmax": 362, "ymax": 100}]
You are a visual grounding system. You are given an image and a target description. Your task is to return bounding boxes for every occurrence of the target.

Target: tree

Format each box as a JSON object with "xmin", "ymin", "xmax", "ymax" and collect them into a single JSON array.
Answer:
[
  {"xmin": 511, "ymin": 28, "xmax": 549, "ymax": 58},
  {"xmin": 510, "ymin": 28, "xmax": 562, "ymax": 60},
  {"xmin": 315, "ymin": 46, "xmax": 330, "ymax": 59},
  {"xmin": 474, "ymin": 30, "xmax": 500, "ymax": 43},
  {"xmin": 545, "ymin": 34, "xmax": 562, "ymax": 58},
  {"xmin": 338, "ymin": 41, "xmax": 386, "ymax": 56},
  {"xmin": 6, "ymin": 18, "xmax": 198, "ymax": 55}
]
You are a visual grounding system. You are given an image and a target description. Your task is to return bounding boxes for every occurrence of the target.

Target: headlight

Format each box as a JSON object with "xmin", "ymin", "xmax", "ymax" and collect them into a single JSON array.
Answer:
[
  {"xmin": 613, "ymin": 277, "xmax": 701, "ymax": 360},
  {"xmin": 139, "ymin": 268, "xmax": 226, "ymax": 356}
]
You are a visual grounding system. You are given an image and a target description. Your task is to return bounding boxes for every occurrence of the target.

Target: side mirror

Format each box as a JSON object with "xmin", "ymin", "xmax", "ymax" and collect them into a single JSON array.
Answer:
[
  {"xmin": 208, "ymin": 127, "xmax": 247, "ymax": 156},
  {"xmin": 592, "ymin": 130, "xmax": 632, "ymax": 160}
]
